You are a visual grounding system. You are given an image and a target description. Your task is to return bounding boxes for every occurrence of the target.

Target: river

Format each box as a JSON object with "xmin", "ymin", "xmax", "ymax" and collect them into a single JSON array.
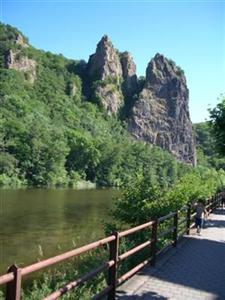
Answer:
[{"xmin": 0, "ymin": 188, "xmax": 118, "ymax": 275}]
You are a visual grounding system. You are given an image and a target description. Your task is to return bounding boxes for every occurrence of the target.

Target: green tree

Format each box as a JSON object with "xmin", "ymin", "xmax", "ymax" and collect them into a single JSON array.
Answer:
[{"xmin": 209, "ymin": 96, "xmax": 225, "ymax": 156}]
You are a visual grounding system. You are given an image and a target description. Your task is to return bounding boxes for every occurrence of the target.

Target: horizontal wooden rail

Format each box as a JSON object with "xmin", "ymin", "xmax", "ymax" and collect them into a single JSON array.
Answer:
[
  {"xmin": 158, "ymin": 226, "xmax": 175, "ymax": 239},
  {"xmin": 178, "ymin": 217, "xmax": 187, "ymax": 226},
  {"xmin": 118, "ymin": 241, "xmax": 151, "ymax": 262},
  {"xmin": 22, "ymin": 235, "xmax": 115, "ymax": 277},
  {"xmin": 43, "ymin": 260, "xmax": 115, "ymax": 300},
  {"xmin": 0, "ymin": 191, "xmax": 223, "ymax": 300},
  {"xmin": 190, "ymin": 212, "xmax": 197, "ymax": 219},
  {"xmin": 119, "ymin": 221, "xmax": 154, "ymax": 238},
  {"xmin": 0, "ymin": 273, "xmax": 14, "ymax": 285},
  {"xmin": 117, "ymin": 258, "xmax": 151, "ymax": 285},
  {"xmin": 158, "ymin": 212, "xmax": 175, "ymax": 222}
]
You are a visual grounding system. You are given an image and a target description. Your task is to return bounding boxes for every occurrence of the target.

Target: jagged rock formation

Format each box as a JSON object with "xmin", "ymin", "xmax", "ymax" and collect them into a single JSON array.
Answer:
[
  {"xmin": 85, "ymin": 39, "xmax": 196, "ymax": 165},
  {"xmin": 2, "ymin": 24, "xmax": 196, "ymax": 165},
  {"xmin": 87, "ymin": 35, "xmax": 124, "ymax": 114},
  {"xmin": 87, "ymin": 35, "xmax": 122, "ymax": 81},
  {"xmin": 128, "ymin": 54, "xmax": 196, "ymax": 165},
  {"xmin": 87, "ymin": 36, "xmax": 139, "ymax": 115},
  {"xmin": 5, "ymin": 49, "xmax": 36, "ymax": 83},
  {"xmin": 120, "ymin": 51, "xmax": 138, "ymax": 98},
  {"xmin": 95, "ymin": 84, "xmax": 123, "ymax": 115}
]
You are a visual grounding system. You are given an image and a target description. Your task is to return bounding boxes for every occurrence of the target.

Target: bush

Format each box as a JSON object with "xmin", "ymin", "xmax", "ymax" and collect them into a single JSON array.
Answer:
[{"xmin": 111, "ymin": 167, "xmax": 225, "ymax": 228}]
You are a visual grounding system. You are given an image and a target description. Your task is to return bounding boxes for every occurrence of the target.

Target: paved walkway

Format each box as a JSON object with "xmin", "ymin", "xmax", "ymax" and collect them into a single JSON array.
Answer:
[{"xmin": 117, "ymin": 209, "xmax": 225, "ymax": 300}]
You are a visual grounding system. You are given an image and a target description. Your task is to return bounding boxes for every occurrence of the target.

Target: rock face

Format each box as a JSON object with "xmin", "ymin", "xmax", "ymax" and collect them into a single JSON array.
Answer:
[
  {"xmin": 95, "ymin": 84, "xmax": 123, "ymax": 114},
  {"xmin": 87, "ymin": 35, "xmax": 122, "ymax": 81},
  {"xmin": 5, "ymin": 49, "xmax": 36, "ymax": 83},
  {"xmin": 15, "ymin": 33, "xmax": 28, "ymax": 48},
  {"xmin": 128, "ymin": 54, "xmax": 196, "ymax": 165},
  {"xmin": 120, "ymin": 51, "xmax": 138, "ymax": 97},
  {"xmin": 87, "ymin": 35, "xmax": 124, "ymax": 114},
  {"xmin": 87, "ymin": 39, "xmax": 195, "ymax": 165},
  {"xmin": 3, "ymin": 27, "xmax": 196, "ymax": 164}
]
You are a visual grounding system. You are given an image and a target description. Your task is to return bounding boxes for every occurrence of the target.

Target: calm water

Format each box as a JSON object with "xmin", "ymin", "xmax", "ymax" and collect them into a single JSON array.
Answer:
[{"xmin": 0, "ymin": 188, "xmax": 118, "ymax": 275}]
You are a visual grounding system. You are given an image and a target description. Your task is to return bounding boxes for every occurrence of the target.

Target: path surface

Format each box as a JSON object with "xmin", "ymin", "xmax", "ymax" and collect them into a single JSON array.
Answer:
[{"xmin": 117, "ymin": 209, "xmax": 225, "ymax": 300}]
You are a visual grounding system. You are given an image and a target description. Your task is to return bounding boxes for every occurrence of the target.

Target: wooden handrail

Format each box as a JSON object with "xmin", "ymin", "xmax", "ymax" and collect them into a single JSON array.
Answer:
[
  {"xmin": 158, "ymin": 212, "xmax": 176, "ymax": 222},
  {"xmin": 0, "ymin": 192, "xmax": 223, "ymax": 300},
  {"xmin": 178, "ymin": 217, "xmax": 187, "ymax": 225},
  {"xmin": 117, "ymin": 258, "xmax": 151, "ymax": 285},
  {"xmin": 119, "ymin": 220, "xmax": 154, "ymax": 237},
  {"xmin": 158, "ymin": 226, "xmax": 175, "ymax": 239},
  {"xmin": 190, "ymin": 212, "xmax": 197, "ymax": 219},
  {"xmin": 43, "ymin": 260, "xmax": 115, "ymax": 300},
  {"xmin": 22, "ymin": 235, "xmax": 115, "ymax": 277},
  {"xmin": 118, "ymin": 240, "xmax": 152, "ymax": 262}
]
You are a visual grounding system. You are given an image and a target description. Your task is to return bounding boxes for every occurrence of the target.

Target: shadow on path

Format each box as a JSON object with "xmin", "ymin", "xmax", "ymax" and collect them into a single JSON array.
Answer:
[
  {"xmin": 117, "ymin": 290, "xmax": 168, "ymax": 300},
  {"xmin": 149, "ymin": 237, "xmax": 225, "ymax": 297},
  {"xmin": 117, "ymin": 209, "xmax": 225, "ymax": 299},
  {"xmin": 212, "ymin": 209, "xmax": 225, "ymax": 215},
  {"xmin": 204, "ymin": 219, "xmax": 225, "ymax": 228}
]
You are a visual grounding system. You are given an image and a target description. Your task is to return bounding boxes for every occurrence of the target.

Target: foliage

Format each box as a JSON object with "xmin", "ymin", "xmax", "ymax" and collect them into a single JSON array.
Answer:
[
  {"xmin": 111, "ymin": 167, "xmax": 225, "ymax": 228},
  {"xmin": 209, "ymin": 96, "xmax": 225, "ymax": 156},
  {"xmin": 0, "ymin": 23, "xmax": 191, "ymax": 188},
  {"xmin": 194, "ymin": 121, "xmax": 225, "ymax": 169},
  {"xmin": 194, "ymin": 122, "xmax": 214, "ymax": 156},
  {"xmin": 0, "ymin": 249, "xmax": 109, "ymax": 300},
  {"xmin": 0, "ymin": 22, "xmax": 28, "ymax": 67},
  {"xmin": 104, "ymin": 167, "xmax": 225, "ymax": 284},
  {"xmin": 168, "ymin": 58, "xmax": 184, "ymax": 76}
]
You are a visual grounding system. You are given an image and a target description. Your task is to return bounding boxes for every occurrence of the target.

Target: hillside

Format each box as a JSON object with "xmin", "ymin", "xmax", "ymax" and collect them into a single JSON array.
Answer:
[
  {"xmin": 194, "ymin": 122, "xmax": 225, "ymax": 169},
  {"xmin": 0, "ymin": 23, "xmax": 193, "ymax": 188}
]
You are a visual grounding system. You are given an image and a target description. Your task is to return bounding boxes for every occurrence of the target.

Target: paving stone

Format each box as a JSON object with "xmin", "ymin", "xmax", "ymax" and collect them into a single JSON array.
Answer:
[{"xmin": 117, "ymin": 208, "xmax": 225, "ymax": 300}]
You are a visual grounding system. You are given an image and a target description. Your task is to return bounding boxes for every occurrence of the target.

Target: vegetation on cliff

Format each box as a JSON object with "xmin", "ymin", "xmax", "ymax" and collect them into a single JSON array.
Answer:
[
  {"xmin": 194, "ymin": 120, "xmax": 225, "ymax": 170},
  {"xmin": 209, "ymin": 96, "xmax": 225, "ymax": 156},
  {"xmin": 0, "ymin": 23, "xmax": 192, "ymax": 188}
]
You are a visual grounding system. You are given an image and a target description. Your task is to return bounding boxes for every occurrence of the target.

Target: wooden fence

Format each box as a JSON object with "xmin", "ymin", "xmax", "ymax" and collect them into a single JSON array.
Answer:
[{"xmin": 0, "ymin": 193, "xmax": 224, "ymax": 300}]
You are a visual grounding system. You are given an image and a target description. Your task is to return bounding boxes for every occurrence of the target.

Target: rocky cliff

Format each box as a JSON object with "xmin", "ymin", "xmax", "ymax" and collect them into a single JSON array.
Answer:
[
  {"xmin": 4, "ymin": 32, "xmax": 36, "ymax": 83},
  {"xmin": 128, "ymin": 54, "xmax": 196, "ymax": 165},
  {"xmin": 87, "ymin": 36, "xmax": 138, "ymax": 115},
  {"xmin": 87, "ymin": 37, "xmax": 195, "ymax": 165},
  {"xmin": 120, "ymin": 51, "xmax": 138, "ymax": 98},
  {"xmin": 5, "ymin": 49, "xmax": 36, "ymax": 83},
  {"xmin": 87, "ymin": 35, "xmax": 122, "ymax": 81},
  {"xmin": 2, "ymin": 25, "xmax": 196, "ymax": 165},
  {"xmin": 87, "ymin": 35, "xmax": 124, "ymax": 114}
]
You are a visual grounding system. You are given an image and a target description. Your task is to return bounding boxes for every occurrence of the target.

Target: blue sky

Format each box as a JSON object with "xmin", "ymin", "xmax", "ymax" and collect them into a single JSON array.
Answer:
[{"xmin": 1, "ymin": 0, "xmax": 225, "ymax": 123}]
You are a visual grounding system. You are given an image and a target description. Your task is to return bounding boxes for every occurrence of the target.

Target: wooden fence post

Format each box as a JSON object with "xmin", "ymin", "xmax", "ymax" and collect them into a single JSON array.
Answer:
[
  {"xmin": 173, "ymin": 212, "xmax": 178, "ymax": 247},
  {"xmin": 186, "ymin": 204, "xmax": 191, "ymax": 235},
  {"xmin": 108, "ymin": 232, "xmax": 119, "ymax": 300},
  {"xmin": 6, "ymin": 265, "xmax": 22, "ymax": 300},
  {"xmin": 150, "ymin": 220, "xmax": 158, "ymax": 266}
]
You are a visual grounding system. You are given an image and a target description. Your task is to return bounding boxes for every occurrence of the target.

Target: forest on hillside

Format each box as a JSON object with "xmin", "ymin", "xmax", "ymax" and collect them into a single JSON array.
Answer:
[
  {"xmin": 0, "ymin": 23, "xmax": 190, "ymax": 189},
  {"xmin": 1, "ymin": 20, "xmax": 225, "ymax": 300},
  {"xmin": 0, "ymin": 23, "xmax": 224, "ymax": 190}
]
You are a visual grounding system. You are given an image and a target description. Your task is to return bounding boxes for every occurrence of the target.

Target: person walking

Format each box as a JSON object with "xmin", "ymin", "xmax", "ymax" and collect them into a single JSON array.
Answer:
[
  {"xmin": 221, "ymin": 192, "xmax": 225, "ymax": 209},
  {"xmin": 195, "ymin": 200, "xmax": 207, "ymax": 235}
]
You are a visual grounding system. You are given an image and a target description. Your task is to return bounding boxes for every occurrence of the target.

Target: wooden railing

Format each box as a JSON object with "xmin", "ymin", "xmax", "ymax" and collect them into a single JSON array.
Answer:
[{"xmin": 0, "ymin": 192, "xmax": 224, "ymax": 300}]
